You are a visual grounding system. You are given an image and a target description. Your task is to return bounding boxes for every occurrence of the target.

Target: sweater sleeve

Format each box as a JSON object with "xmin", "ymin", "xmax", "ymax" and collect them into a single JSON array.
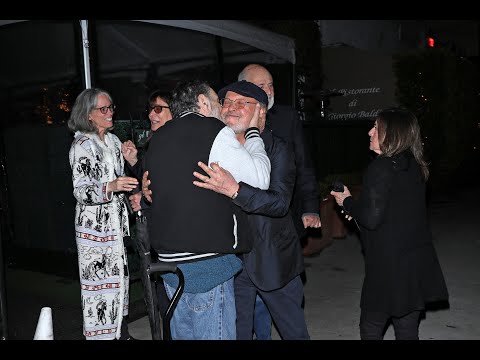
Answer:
[
  {"xmin": 125, "ymin": 159, "xmax": 143, "ymax": 180},
  {"xmin": 209, "ymin": 126, "xmax": 270, "ymax": 190}
]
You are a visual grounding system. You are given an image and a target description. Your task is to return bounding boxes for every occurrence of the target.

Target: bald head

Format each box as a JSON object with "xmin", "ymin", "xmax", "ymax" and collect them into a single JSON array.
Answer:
[{"xmin": 238, "ymin": 64, "xmax": 275, "ymax": 110}]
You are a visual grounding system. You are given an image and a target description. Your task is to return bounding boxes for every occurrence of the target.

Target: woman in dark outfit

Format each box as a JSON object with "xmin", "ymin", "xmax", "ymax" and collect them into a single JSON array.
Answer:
[
  {"xmin": 121, "ymin": 90, "xmax": 173, "ymax": 339},
  {"xmin": 331, "ymin": 107, "xmax": 449, "ymax": 340}
]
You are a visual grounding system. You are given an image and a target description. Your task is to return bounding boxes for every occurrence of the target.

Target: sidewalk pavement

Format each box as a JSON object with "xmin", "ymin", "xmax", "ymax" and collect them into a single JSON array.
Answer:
[
  {"xmin": 4, "ymin": 185, "xmax": 480, "ymax": 340},
  {"xmin": 129, "ymin": 185, "xmax": 480, "ymax": 340}
]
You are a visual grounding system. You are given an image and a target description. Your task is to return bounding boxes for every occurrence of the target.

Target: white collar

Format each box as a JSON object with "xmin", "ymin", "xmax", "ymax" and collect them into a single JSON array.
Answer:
[{"xmin": 179, "ymin": 111, "xmax": 205, "ymax": 118}]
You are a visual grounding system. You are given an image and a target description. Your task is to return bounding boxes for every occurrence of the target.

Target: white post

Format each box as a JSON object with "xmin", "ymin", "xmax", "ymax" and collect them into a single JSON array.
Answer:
[{"xmin": 80, "ymin": 20, "xmax": 92, "ymax": 89}]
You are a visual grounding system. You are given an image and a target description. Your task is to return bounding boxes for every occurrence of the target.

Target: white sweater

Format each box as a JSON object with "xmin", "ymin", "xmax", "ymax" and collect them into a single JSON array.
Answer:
[{"xmin": 208, "ymin": 126, "xmax": 270, "ymax": 190}]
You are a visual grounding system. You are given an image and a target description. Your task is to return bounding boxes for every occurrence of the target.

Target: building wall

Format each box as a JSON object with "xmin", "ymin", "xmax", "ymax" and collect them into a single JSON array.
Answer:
[
  {"xmin": 317, "ymin": 20, "xmax": 479, "ymax": 56},
  {"xmin": 314, "ymin": 20, "xmax": 479, "ymax": 122}
]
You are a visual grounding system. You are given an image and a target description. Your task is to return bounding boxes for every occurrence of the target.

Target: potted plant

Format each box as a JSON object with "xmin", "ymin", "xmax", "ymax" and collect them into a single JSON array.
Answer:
[{"xmin": 303, "ymin": 172, "xmax": 362, "ymax": 257}]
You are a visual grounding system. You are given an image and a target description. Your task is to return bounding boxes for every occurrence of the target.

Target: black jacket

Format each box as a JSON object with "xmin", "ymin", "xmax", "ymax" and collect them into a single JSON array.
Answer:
[
  {"xmin": 266, "ymin": 104, "xmax": 319, "ymax": 238},
  {"xmin": 144, "ymin": 113, "xmax": 251, "ymax": 256},
  {"xmin": 125, "ymin": 134, "xmax": 152, "ymax": 211},
  {"xmin": 343, "ymin": 152, "xmax": 449, "ymax": 316},
  {"xmin": 234, "ymin": 129, "xmax": 304, "ymax": 291}
]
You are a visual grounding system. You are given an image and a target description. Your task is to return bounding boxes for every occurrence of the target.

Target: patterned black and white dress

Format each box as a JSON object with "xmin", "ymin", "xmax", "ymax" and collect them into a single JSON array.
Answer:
[{"xmin": 69, "ymin": 131, "xmax": 130, "ymax": 340}]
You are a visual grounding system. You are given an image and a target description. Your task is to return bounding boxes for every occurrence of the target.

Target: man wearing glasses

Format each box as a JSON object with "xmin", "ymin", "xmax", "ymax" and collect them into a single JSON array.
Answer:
[
  {"xmin": 192, "ymin": 81, "xmax": 310, "ymax": 339},
  {"xmin": 238, "ymin": 64, "xmax": 321, "ymax": 339},
  {"xmin": 143, "ymin": 80, "xmax": 271, "ymax": 340}
]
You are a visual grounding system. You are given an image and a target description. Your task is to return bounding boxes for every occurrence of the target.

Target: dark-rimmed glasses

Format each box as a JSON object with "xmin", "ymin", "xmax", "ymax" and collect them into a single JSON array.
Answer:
[
  {"xmin": 148, "ymin": 105, "xmax": 170, "ymax": 114},
  {"xmin": 94, "ymin": 104, "xmax": 116, "ymax": 114},
  {"xmin": 219, "ymin": 98, "xmax": 258, "ymax": 109}
]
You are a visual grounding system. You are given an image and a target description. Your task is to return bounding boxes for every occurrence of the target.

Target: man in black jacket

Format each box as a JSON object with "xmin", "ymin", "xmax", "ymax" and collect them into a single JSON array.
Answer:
[
  {"xmin": 238, "ymin": 63, "xmax": 320, "ymax": 339},
  {"xmin": 193, "ymin": 81, "xmax": 310, "ymax": 339},
  {"xmin": 238, "ymin": 64, "xmax": 321, "ymax": 233}
]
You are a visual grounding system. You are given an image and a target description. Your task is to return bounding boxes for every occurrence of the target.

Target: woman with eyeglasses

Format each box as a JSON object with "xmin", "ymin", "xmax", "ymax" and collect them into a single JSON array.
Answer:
[
  {"xmin": 120, "ymin": 90, "xmax": 173, "ymax": 338},
  {"xmin": 68, "ymin": 88, "xmax": 139, "ymax": 340},
  {"xmin": 121, "ymin": 90, "xmax": 174, "ymax": 212},
  {"xmin": 121, "ymin": 90, "xmax": 173, "ymax": 182}
]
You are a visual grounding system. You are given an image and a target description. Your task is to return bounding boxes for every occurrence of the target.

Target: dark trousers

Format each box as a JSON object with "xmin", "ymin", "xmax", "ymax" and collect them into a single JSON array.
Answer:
[
  {"xmin": 360, "ymin": 309, "xmax": 421, "ymax": 340},
  {"xmin": 119, "ymin": 316, "xmax": 130, "ymax": 340},
  {"xmin": 235, "ymin": 269, "xmax": 309, "ymax": 340}
]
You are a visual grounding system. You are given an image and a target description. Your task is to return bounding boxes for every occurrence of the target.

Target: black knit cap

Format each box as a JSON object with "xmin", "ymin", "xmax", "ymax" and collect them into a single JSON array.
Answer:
[{"xmin": 218, "ymin": 80, "xmax": 268, "ymax": 106}]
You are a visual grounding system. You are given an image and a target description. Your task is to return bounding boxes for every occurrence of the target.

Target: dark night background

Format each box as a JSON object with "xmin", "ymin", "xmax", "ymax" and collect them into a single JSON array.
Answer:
[{"xmin": 0, "ymin": 19, "xmax": 479, "ymax": 340}]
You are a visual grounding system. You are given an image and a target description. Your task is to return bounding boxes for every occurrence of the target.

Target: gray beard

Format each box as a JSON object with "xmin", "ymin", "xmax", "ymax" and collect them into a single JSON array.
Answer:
[
  {"xmin": 231, "ymin": 125, "xmax": 247, "ymax": 134},
  {"xmin": 209, "ymin": 105, "xmax": 221, "ymax": 120},
  {"xmin": 268, "ymin": 96, "xmax": 274, "ymax": 110}
]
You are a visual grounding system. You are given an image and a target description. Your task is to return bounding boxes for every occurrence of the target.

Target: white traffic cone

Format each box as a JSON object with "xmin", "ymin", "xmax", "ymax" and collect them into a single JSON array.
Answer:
[{"xmin": 33, "ymin": 307, "xmax": 54, "ymax": 340}]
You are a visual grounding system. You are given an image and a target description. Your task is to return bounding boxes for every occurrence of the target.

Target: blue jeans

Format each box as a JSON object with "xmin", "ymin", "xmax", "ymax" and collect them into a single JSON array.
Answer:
[
  {"xmin": 164, "ymin": 277, "xmax": 236, "ymax": 340},
  {"xmin": 254, "ymin": 295, "xmax": 272, "ymax": 340}
]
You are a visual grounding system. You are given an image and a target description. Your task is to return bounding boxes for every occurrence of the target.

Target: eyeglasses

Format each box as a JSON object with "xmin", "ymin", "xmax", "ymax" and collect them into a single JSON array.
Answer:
[
  {"xmin": 219, "ymin": 98, "xmax": 258, "ymax": 109},
  {"xmin": 94, "ymin": 104, "xmax": 116, "ymax": 114},
  {"xmin": 148, "ymin": 105, "xmax": 170, "ymax": 114}
]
